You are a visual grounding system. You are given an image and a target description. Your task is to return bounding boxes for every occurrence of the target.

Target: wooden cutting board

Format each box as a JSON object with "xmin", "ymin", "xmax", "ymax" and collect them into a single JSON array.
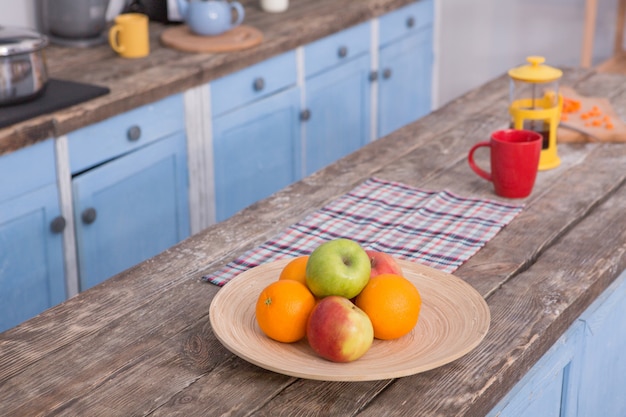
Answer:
[
  {"xmin": 160, "ymin": 25, "xmax": 263, "ymax": 53},
  {"xmin": 558, "ymin": 86, "xmax": 626, "ymax": 143}
]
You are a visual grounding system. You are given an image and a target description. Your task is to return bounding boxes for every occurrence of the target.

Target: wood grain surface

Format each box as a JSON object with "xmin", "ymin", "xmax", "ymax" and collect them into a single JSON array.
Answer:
[
  {"xmin": 210, "ymin": 259, "xmax": 490, "ymax": 381},
  {"xmin": 0, "ymin": 67, "xmax": 625, "ymax": 416},
  {"xmin": 160, "ymin": 25, "xmax": 263, "ymax": 53},
  {"xmin": 558, "ymin": 86, "xmax": 626, "ymax": 142}
]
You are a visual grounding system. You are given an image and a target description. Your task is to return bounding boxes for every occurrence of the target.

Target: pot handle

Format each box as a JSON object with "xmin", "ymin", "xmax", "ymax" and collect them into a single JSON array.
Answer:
[{"xmin": 108, "ymin": 25, "xmax": 125, "ymax": 53}]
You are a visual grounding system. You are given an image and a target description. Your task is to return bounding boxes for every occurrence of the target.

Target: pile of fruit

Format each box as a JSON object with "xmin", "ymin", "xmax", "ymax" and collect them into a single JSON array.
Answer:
[{"xmin": 255, "ymin": 238, "xmax": 422, "ymax": 363}]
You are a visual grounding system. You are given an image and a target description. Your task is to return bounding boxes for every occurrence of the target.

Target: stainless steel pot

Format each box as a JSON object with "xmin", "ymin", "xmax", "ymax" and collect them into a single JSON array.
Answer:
[{"xmin": 0, "ymin": 27, "xmax": 49, "ymax": 106}]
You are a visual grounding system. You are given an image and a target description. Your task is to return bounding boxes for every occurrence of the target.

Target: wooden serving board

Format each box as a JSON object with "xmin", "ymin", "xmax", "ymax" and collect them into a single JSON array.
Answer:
[
  {"xmin": 209, "ymin": 258, "xmax": 490, "ymax": 381},
  {"xmin": 160, "ymin": 25, "xmax": 263, "ymax": 53},
  {"xmin": 558, "ymin": 86, "xmax": 626, "ymax": 143}
]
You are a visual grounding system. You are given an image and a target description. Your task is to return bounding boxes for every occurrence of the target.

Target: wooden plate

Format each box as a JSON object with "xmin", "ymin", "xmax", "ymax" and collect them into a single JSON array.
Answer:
[
  {"xmin": 209, "ymin": 258, "xmax": 490, "ymax": 381},
  {"xmin": 160, "ymin": 25, "xmax": 263, "ymax": 53}
]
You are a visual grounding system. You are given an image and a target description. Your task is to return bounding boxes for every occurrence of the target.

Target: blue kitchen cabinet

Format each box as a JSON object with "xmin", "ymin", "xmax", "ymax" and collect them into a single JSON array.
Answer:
[
  {"xmin": 211, "ymin": 52, "xmax": 302, "ymax": 222},
  {"xmin": 576, "ymin": 269, "xmax": 626, "ymax": 417},
  {"xmin": 0, "ymin": 139, "xmax": 66, "ymax": 332},
  {"xmin": 68, "ymin": 95, "xmax": 190, "ymax": 290},
  {"xmin": 377, "ymin": 0, "xmax": 434, "ymax": 138},
  {"xmin": 487, "ymin": 269, "xmax": 626, "ymax": 417},
  {"xmin": 303, "ymin": 22, "xmax": 371, "ymax": 175},
  {"xmin": 486, "ymin": 322, "xmax": 583, "ymax": 417}
]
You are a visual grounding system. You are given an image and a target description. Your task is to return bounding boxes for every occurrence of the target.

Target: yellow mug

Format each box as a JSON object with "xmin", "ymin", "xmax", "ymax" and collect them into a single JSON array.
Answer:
[{"xmin": 109, "ymin": 13, "xmax": 149, "ymax": 58}]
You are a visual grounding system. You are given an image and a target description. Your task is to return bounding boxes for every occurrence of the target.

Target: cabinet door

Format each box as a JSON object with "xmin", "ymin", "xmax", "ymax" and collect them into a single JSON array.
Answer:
[
  {"xmin": 0, "ymin": 184, "xmax": 66, "ymax": 332},
  {"xmin": 486, "ymin": 322, "xmax": 583, "ymax": 417},
  {"xmin": 378, "ymin": 29, "xmax": 433, "ymax": 138},
  {"xmin": 577, "ymin": 270, "xmax": 626, "ymax": 417},
  {"xmin": 304, "ymin": 54, "xmax": 371, "ymax": 175},
  {"xmin": 73, "ymin": 133, "xmax": 189, "ymax": 290},
  {"xmin": 213, "ymin": 88, "xmax": 301, "ymax": 222}
]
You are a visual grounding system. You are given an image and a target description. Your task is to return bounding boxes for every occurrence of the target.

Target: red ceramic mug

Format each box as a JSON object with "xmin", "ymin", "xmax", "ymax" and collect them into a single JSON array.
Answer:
[{"xmin": 467, "ymin": 129, "xmax": 542, "ymax": 198}]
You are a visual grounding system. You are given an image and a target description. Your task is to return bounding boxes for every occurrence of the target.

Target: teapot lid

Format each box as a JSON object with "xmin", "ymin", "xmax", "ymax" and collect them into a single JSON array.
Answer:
[
  {"xmin": 508, "ymin": 56, "xmax": 562, "ymax": 83},
  {"xmin": 0, "ymin": 26, "xmax": 48, "ymax": 56}
]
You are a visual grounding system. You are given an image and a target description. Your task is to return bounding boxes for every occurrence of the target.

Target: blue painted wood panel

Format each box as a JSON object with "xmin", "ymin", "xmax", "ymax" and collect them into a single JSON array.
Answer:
[
  {"xmin": 304, "ymin": 21, "xmax": 370, "ymax": 78},
  {"xmin": 0, "ymin": 139, "xmax": 65, "ymax": 332},
  {"xmin": 68, "ymin": 94, "xmax": 185, "ymax": 174},
  {"xmin": 211, "ymin": 51, "xmax": 297, "ymax": 117},
  {"xmin": 73, "ymin": 132, "xmax": 189, "ymax": 290},
  {"xmin": 0, "ymin": 140, "xmax": 58, "ymax": 204},
  {"xmin": 378, "ymin": 28, "xmax": 433, "ymax": 138},
  {"xmin": 213, "ymin": 87, "xmax": 301, "ymax": 222},
  {"xmin": 304, "ymin": 53, "xmax": 371, "ymax": 175},
  {"xmin": 577, "ymin": 269, "xmax": 626, "ymax": 417},
  {"xmin": 486, "ymin": 322, "xmax": 583, "ymax": 417},
  {"xmin": 378, "ymin": 0, "xmax": 434, "ymax": 47}
]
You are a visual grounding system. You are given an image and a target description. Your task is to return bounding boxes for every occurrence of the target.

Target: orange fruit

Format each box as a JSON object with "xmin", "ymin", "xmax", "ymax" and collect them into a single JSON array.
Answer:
[
  {"xmin": 355, "ymin": 273, "xmax": 421, "ymax": 340},
  {"xmin": 255, "ymin": 280, "xmax": 316, "ymax": 343},
  {"xmin": 278, "ymin": 255, "xmax": 309, "ymax": 285}
]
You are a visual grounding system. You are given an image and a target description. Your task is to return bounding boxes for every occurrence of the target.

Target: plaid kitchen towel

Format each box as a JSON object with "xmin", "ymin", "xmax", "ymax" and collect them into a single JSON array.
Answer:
[{"xmin": 204, "ymin": 177, "xmax": 523, "ymax": 286}]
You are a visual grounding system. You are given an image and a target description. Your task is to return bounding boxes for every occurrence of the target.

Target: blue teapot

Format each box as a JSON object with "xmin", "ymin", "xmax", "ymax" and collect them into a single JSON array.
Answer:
[{"xmin": 176, "ymin": 0, "xmax": 245, "ymax": 36}]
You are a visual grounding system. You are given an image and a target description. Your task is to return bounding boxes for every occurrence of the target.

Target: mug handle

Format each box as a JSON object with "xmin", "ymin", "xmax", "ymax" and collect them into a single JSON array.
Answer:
[
  {"xmin": 467, "ymin": 142, "xmax": 492, "ymax": 181},
  {"xmin": 108, "ymin": 25, "xmax": 124, "ymax": 53},
  {"xmin": 230, "ymin": 2, "xmax": 245, "ymax": 27}
]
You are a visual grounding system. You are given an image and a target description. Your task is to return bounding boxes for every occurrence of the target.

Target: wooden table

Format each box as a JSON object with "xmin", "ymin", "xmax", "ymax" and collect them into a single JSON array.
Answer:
[
  {"xmin": 1, "ymin": 68, "xmax": 625, "ymax": 416},
  {"xmin": 0, "ymin": 0, "xmax": 416, "ymax": 156}
]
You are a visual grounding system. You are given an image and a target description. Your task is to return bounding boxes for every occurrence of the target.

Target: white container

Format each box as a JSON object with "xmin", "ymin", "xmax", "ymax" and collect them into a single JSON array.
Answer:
[{"xmin": 260, "ymin": 0, "xmax": 288, "ymax": 13}]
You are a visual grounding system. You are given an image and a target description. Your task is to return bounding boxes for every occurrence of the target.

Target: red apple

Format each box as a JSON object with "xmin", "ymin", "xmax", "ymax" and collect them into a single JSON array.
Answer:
[
  {"xmin": 366, "ymin": 250, "xmax": 403, "ymax": 278},
  {"xmin": 306, "ymin": 296, "xmax": 374, "ymax": 363}
]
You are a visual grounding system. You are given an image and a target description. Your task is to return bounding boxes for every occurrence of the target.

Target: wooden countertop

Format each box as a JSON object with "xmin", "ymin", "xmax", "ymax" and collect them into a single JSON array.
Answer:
[
  {"xmin": 1, "ymin": 67, "xmax": 625, "ymax": 416},
  {"xmin": 0, "ymin": 0, "xmax": 415, "ymax": 156}
]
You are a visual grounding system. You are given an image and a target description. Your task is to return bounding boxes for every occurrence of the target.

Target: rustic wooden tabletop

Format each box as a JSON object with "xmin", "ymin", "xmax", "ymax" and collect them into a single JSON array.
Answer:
[
  {"xmin": 0, "ymin": 0, "xmax": 415, "ymax": 155},
  {"xmin": 1, "ymin": 67, "xmax": 624, "ymax": 416}
]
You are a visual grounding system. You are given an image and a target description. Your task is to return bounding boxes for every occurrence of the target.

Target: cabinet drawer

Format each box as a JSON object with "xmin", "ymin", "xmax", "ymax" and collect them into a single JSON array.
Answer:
[
  {"xmin": 0, "ymin": 139, "xmax": 56, "ymax": 203},
  {"xmin": 304, "ymin": 21, "xmax": 370, "ymax": 78},
  {"xmin": 211, "ymin": 51, "xmax": 297, "ymax": 117},
  {"xmin": 68, "ymin": 94, "xmax": 184, "ymax": 174},
  {"xmin": 379, "ymin": 0, "xmax": 433, "ymax": 47}
]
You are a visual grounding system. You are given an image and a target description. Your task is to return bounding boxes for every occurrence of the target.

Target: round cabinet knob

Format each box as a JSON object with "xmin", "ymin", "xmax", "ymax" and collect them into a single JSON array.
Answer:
[
  {"xmin": 338, "ymin": 46, "xmax": 348, "ymax": 58},
  {"xmin": 382, "ymin": 68, "xmax": 392, "ymax": 79},
  {"xmin": 81, "ymin": 208, "xmax": 97, "ymax": 225},
  {"xmin": 369, "ymin": 70, "xmax": 378, "ymax": 82},
  {"xmin": 127, "ymin": 125, "xmax": 141, "ymax": 141},
  {"xmin": 406, "ymin": 16, "xmax": 415, "ymax": 28},
  {"xmin": 253, "ymin": 77, "xmax": 265, "ymax": 92},
  {"xmin": 300, "ymin": 109, "xmax": 311, "ymax": 121},
  {"xmin": 50, "ymin": 216, "xmax": 66, "ymax": 233}
]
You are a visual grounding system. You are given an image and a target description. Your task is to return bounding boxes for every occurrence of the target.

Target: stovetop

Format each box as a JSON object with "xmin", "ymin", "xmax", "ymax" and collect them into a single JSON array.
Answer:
[{"xmin": 0, "ymin": 79, "xmax": 110, "ymax": 129}]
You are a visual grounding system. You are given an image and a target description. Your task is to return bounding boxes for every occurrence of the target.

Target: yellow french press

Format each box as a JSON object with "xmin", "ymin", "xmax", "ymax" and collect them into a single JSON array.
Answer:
[{"xmin": 508, "ymin": 56, "xmax": 563, "ymax": 170}]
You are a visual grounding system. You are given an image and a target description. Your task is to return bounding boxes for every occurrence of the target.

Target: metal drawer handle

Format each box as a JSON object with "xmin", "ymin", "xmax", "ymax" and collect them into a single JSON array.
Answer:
[
  {"xmin": 382, "ymin": 68, "xmax": 392, "ymax": 79},
  {"xmin": 253, "ymin": 77, "xmax": 265, "ymax": 92},
  {"xmin": 406, "ymin": 16, "xmax": 415, "ymax": 28},
  {"xmin": 50, "ymin": 216, "xmax": 66, "ymax": 233},
  {"xmin": 127, "ymin": 125, "xmax": 141, "ymax": 141},
  {"xmin": 369, "ymin": 70, "xmax": 378, "ymax": 82},
  {"xmin": 300, "ymin": 109, "xmax": 311, "ymax": 121},
  {"xmin": 82, "ymin": 208, "xmax": 97, "ymax": 225},
  {"xmin": 338, "ymin": 46, "xmax": 348, "ymax": 58}
]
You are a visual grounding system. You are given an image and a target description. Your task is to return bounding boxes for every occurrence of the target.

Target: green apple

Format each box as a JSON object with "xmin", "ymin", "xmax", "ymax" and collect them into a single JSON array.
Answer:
[{"xmin": 305, "ymin": 238, "xmax": 371, "ymax": 299}]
